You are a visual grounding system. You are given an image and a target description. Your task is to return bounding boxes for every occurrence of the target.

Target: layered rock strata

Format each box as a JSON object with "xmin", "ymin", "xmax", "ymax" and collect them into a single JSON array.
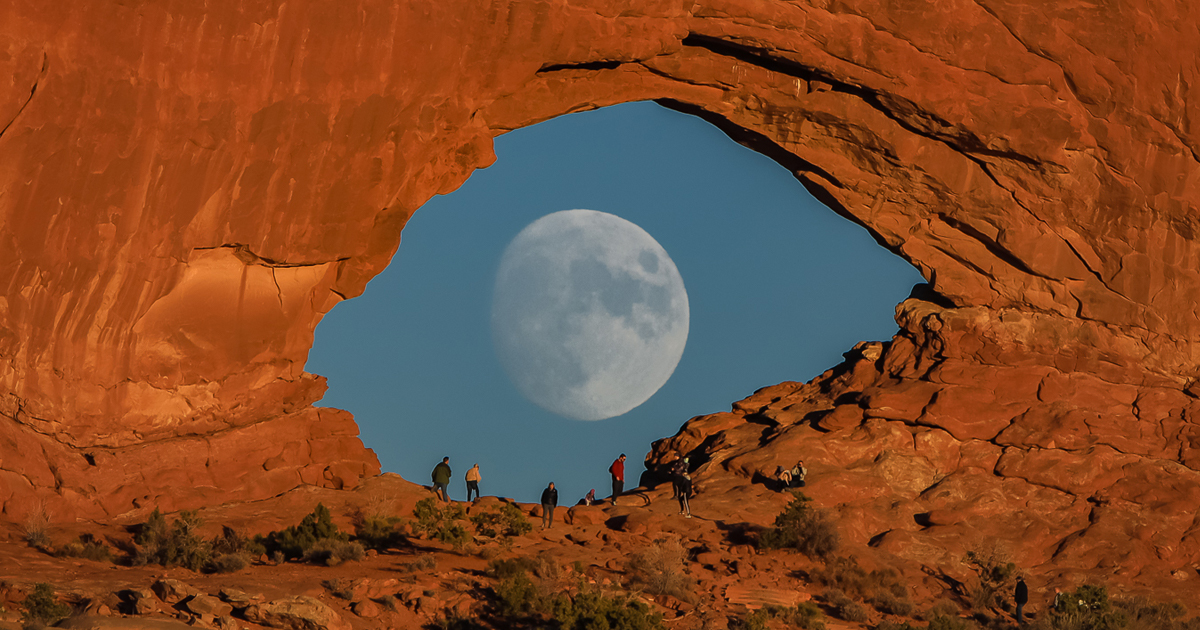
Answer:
[
  {"xmin": 1, "ymin": 0, "xmax": 1198, "ymax": 534},
  {"xmin": 649, "ymin": 295, "xmax": 1200, "ymax": 594}
]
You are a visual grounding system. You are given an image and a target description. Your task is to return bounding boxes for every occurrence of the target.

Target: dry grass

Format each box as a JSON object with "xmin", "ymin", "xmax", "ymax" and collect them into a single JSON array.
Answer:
[
  {"xmin": 625, "ymin": 539, "xmax": 696, "ymax": 603},
  {"xmin": 23, "ymin": 500, "xmax": 50, "ymax": 549}
]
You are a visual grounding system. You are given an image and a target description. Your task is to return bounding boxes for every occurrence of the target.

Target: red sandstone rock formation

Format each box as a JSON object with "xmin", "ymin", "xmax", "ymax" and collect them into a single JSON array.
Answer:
[{"xmin": 1, "ymin": 1, "xmax": 1198, "ymax": 590}]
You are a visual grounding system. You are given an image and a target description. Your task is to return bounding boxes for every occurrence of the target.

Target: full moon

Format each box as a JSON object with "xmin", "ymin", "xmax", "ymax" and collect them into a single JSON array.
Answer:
[{"xmin": 492, "ymin": 209, "xmax": 690, "ymax": 421}]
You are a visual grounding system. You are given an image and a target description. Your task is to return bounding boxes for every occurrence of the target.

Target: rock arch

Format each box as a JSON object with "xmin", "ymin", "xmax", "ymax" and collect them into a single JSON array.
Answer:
[{"xmin": 1, "ymin": 0, "xmax": 1197, "ymax": 528}]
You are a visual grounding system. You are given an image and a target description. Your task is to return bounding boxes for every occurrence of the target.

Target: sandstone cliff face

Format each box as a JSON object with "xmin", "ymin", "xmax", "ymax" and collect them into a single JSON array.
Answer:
[{"xmin": 0, "ymin": 0, "xmax": 1198, "ymax": 550}]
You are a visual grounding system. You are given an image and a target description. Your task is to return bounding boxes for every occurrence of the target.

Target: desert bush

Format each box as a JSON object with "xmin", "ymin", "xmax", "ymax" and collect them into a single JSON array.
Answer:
[
  {"xmin": 322, "ymin": 578, "xmax": 356, "ymax": 600},
  {"xmin": 133, "ymin": 509, "xmax": 211, "ymax": 571},
  {"xmin": 823, "ymin": 588, "xmax": 869, "ymax": 623},
  {"xmin": 356, "ymin": 515, "xmax": 407, "ymax": 551},
  {"xmin": 258, "ymin": 503, "xmax": 349, "ymax": 560},
  {"xmin": 207, "ymin": 553, "xmax": 248, "ymax": 574},
  {"xmin": 429, "ymin": 616, "xmax": 488, "ymax": 630},
  {"xmin": 303, "ymin": 538, "xmax": 365, "ymax": 566},
  {"xmin": 22, "ymin": 583, "xmax": 71, "ymax": 628},
  {"xmin": 810, "ymin": 556, "xmax": 913, "ymax": 618},
  {"xmin": 1017, "ymin": 586, "xmax": 1200, "ymax": 630},
  {"xmin": 1117, "ymin": 597, "xmax": 1200, "ymax": 630},
  {"xmin": 964, "ymin": 549, "xmax": 1017, "ymax": 613},
  {"xmin": 757, "ymin": 492, "xmax": 838, "ymax": 559},
  {"xmin": 869, "ymin": 590, "xmax": 916, "ymax": 617},
  {"xmin": 413, "ymin": 498, "xmax": 471, "ymax": 551},
  {"xmin": 625, "ymin": 539, "xmax": 696, "ymax": 603},
  {"xmin": 470, "ymin": 502, "xmax": 532, "ymax": 538},
  {"xmin": 926, "ymin": 615, "xmax": 980, "ymax": 630},
  {"xmin": 876, "ymin": 623, "xmax": 920, "ymax": 630},
  {"xmin": 52, "ymin": 534, "xmax": 113, "ymax": 562},
  {"xmin": 211, "ymin": 525, "xmax": 266, "ymax": 557},
  {"xmin": 555, "ymin": 587, "xmax": 665, "ymax": 630},
  {"xmin": 737, "ymin": 603, "xmax": 826, "ymax": 630},
  {"xmin": 488, "ymin": 556, "xmax": 535, "ymax": 580}
]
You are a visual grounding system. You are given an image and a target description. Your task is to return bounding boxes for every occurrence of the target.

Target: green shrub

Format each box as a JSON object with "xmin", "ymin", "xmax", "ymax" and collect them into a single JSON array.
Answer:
[
  {"xmin": 133, "ymin": 509, "xmax": 211, "ymax": 571},
  {"xmin": 52, "ymin": 535, "xmax": 113, "ymax": 562},
  {"xmin": 823, "ymin": 588, "xmax": 869, "ymax": 623},
  {"xmin": 303, "ymin": 538, "xmax": 365, "ymax": 566},
  {"xmin": 259, "ymin": 503, "xmax": 348, "ymax": 560},
  {"xmin": 757, "ymin": 492, "xmax": 838, "ymax": 559},
  {"xmin": 554, "ymin": 587, "xmax": 665, "ymax": 630},
  {"xmin": 429, "ymin": 616, "xmax": 488, "ymax": 630},
  {"xmin": 1116, "ymin": 597, "xmax": 1200, "ymax": 630},
  {"xmin": 810, "ymin": 556, "xmax": 914, "ymax": 618},
  {"xmin": 737, "ymin": 603, "xmax": 826, "ymax": 630},
  {"xmin": 22, "ymin": 583, "xmax": 71, "ymax": 627},
  {"xmin": 470, "ymin": 503, "xmax": 532, "ymax": 538},
  {"xmin": 356, "ymin": 515, "xmax": 407, "ymax": 551},
  {"xmin": 495, "ymin": 573, "xmax": 545, "ymax": 618},
  {"xmin": 413, "ymin": 498, "xmax": 471, "ymax": 551},
  {"xmin": 926, "ymin": 615, "xmax": 979, "ymax": 630},
  {"xmin": 625, "ymin": 539, "xmax": 696, "ymax": 603},
  {"xmin": 211, "ymin": 525, "xmax": 265, "ymax": 557},
  {"xmin": 488, "ymin": 557, "xmax": 535, "ymax": 580}
]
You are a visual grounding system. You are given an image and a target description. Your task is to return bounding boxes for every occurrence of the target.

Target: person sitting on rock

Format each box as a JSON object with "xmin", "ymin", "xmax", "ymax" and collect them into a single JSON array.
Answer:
[
  {"xmin": 789, "ymin": 460, "xmax": 807, "ymax": 488},
  {"xmin": 775, "ymin": 465, "xmax": 793, "ymax": 490},
  {"xmin": 582, "ymin": 488, "xmax": 596, "ymax": 506}
]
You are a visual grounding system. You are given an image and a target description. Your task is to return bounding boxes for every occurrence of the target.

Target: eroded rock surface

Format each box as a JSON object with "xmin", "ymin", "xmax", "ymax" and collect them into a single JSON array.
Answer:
[{"xmin": 0, "ymin": 0, "xmax": 1198, "ymax": 567}]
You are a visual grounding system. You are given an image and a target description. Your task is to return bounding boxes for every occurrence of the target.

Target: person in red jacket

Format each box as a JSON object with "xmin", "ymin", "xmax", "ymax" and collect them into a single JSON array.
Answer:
[{"xmin": 609, "ymin": 454, "xmax": 626, "ymax": 505}]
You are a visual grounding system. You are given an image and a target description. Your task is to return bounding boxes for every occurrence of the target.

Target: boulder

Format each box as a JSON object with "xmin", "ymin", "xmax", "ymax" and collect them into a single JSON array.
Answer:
[{"xmin": 242, "ymin": 596, "xmax": 350, "ymax": 630}]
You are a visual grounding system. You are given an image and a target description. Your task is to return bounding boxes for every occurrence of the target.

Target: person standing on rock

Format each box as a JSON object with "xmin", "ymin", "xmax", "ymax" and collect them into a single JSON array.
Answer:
[
  {"xmin": 609, "ymin": 454, "xmax": 626, "ymax": 505},
  {"xmin": 540, "ymin": 482, "xmax": 558, "ymax": 529},
  {"xmin": 1015, "ymin": 577, "xmax": 1029, "ymax": 624},
  {"xmin": 677, "ymin": 472, "xmax": 693, "ymax": 518},
  {"xmin": 465, "ymin": 463, "xmax": 482, "ymax": 501},
  {"xmin": 431, "ymin": 457, "xmax": 452, "ymax": 503},
  {"xmin": 670, "ymin": 456, "xmax": 688, "ymax": 498}
]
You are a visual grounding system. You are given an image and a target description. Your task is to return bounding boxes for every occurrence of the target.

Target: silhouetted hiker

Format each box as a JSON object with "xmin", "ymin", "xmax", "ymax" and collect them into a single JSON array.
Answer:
[
  {"xmin": 431, "ymin": 457, "xmax": 452, "ymax": 503},
  {"xmin": 609, "ymin": 454, "xmax": 626, "ymax": 505},
  {"xmin": 541, "ymin": 482, "xmax": 558, "ymax": 529},
  {"xmin": 677, "ymin": 472, "xmax": 693, "ymax": 518},
  {"xmin": 1015, "ymin": 577, "xmax": 1029, "ymax": 624},
  {"xmin": 672, "ymin": 457, "xmax": 689, "ymax": 498},
  {"xmin": 790, "ymin": 460, "xmax": 807, "ymax": 488},
  {"xmin": 465, "ymin": 463, "xmax": 481, "ymax": 501}
]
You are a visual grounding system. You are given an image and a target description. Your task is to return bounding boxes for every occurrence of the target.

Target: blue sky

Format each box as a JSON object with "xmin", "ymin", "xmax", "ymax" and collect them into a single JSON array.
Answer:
[{"xmin": 307, "ymin": 101, "xmax": 924, "ymax": 505}]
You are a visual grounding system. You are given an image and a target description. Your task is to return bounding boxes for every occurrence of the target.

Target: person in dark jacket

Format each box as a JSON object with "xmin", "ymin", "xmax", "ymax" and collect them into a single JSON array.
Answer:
[
  {"xmin": 1015, "ymin": 577, "xmax": 1029, "ymax": 624},
  {"xmin": 541, "ymin": 482, "xmax": 559, "ymax": 529},
  {"xmin": 671, "ymin": 457, "xmax": 688, "ymax": 498},
  {"xmin": 431, "ymin": 457, "xmax": 452, "ymax": 503},
  {"xmin": 677, "ymin": 472, "xmax": 693, "ymax": 518}
]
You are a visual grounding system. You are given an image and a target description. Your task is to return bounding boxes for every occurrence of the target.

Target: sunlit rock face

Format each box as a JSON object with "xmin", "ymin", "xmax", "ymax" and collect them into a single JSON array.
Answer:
[{"xmin": 1, "ymin": 0, "xmax": 1198, "ymax": 578}]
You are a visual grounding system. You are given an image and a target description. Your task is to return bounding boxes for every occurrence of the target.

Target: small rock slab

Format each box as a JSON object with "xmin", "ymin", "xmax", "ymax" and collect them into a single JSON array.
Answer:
[
  {"xmin": 243, "ymin": 596, "xmax": 350, "ymax": 630},
  {"xmin": 724, "ymin": 585, "xmax": 808, "ymax": 611},
  {"xmin": 57, "ymin": 615, "xmax": 196, "ymax": 629},
  {"xmin": 186, "ymin": 594, "xmax": 233, "ymax": 618}
]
